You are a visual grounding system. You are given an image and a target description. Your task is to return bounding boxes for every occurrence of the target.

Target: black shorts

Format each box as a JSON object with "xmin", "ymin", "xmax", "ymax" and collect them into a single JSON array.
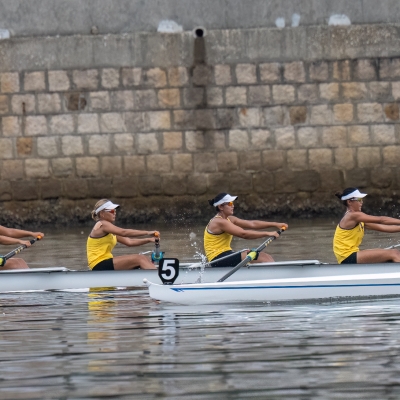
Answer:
[
  {"xmin": 92, "ymin": 258, "xmax": 114, "ymax": 271},
  {"xmin": 210, "ymin": 250, "xmax": 242, "ymax": 268},
  {"xmin": 341, "ymin": 252, "xmax": 357, "ymax": 264}
]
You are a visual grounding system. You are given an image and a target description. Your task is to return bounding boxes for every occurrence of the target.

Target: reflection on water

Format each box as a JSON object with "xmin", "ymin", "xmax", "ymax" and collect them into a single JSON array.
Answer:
[{"xmin": 1, "ymin": 219, "xmax": 400, "ymax": 398}]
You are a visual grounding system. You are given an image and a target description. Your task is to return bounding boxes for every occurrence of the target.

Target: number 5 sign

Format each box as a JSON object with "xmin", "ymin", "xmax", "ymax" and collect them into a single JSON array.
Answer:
[{"xmin": 158, "ymin": 258, "xmax": 179, "ymax": 285}]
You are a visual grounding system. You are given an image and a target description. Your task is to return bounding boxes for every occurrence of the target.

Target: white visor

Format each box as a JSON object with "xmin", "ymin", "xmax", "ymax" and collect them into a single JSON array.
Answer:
[
  {"xmin": 341, "ymin": 189, "xmax": 367, "ymax": 201},
  {"xmin": 213, "ymin": 194, "xmax": 238, "ymax": 207},
  {"xmin": 95, "ymin": 200, "xmax": 120, "ymax": 214}
]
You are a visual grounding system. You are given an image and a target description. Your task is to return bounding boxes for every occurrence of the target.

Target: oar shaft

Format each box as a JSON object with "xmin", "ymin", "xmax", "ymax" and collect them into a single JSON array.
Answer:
[{"xmin": 0, "ymin": 236, "xmax": 41, "ymax": 267}]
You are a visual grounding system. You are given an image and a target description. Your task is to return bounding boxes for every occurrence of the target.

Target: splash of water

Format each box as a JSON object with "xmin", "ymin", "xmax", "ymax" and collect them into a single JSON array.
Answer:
[{"xmin": 189, "ymin": 232, "xmax": 209, "ymax": 283}]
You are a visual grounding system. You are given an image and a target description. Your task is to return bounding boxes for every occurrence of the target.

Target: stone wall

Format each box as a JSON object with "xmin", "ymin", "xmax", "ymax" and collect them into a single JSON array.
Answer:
[{"xmin": 2, "ymin": 25, "xmax": 400, "ymax": 224}]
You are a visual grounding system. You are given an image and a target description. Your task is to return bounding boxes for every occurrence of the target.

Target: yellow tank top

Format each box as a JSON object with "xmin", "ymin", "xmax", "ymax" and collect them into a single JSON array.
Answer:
[
  {"xmin": 87, "ymin": 233, "xmax": 117, "ymax": 269},
  {"xmin": 204, "ymin": 216, "xmax": 233, "ymax": 261},
  {"xmin": 333, "ymin": 221, "xmax": 364, "ymax": 263}
]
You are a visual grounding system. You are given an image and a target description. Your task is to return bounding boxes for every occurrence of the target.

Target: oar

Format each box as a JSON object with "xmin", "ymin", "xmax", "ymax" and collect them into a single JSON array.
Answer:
[
  {"xmin": 187, "ymin": 248, "xmax": 249, "ymax": 269},
  {"xmin": 217, "ymin": 227, "xmax": 286, "ymax": 282},
  {"xmin": 151, "ymin": 232, "xmax": 164, "ymax": 265},
  {"xmin": 0, "ymin": 236, "xmax": 42, "ymax": 267},
  {"xmin": 385, "ymin": 243, "xmax": 400, "ymax": 250}
]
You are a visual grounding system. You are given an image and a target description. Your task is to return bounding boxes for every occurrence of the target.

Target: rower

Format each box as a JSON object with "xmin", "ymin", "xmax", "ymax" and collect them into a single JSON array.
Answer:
[
  {"xmin": 333, "ymin": 187, "xmax": 400, "ymax": 264},
  {"xmin": 204, "ymin": 193, "xmax": 288, "ymax": 267}
]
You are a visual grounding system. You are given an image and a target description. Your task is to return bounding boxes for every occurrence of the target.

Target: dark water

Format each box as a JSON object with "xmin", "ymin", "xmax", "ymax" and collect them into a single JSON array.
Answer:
[{"xmin": 1, "ymin": 219, "xmax": 400, "ymax": 399}]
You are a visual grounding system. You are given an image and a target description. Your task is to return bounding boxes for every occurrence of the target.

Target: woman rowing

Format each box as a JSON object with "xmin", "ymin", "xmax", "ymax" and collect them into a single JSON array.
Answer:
[
  {"xmin": 0, "ymin": 225, "xmax": 44, "ymax": 270},
  {"xmin": 87, "ymin": 199, "xmax": 159, "ymax": 271},
  {"xmin": 204, "ymin": 193, "xmax": 288, "ymax": 267},
  {"xmin": 333, "ymin": 187, "xmax": 400, "ymax": 264}
]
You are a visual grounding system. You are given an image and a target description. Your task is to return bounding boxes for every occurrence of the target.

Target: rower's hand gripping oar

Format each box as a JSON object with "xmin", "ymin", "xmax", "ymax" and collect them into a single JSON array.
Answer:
[
  {"xmin": 0, "ymin": 236, "xmax": 42, "ymax": 267},
  {"xmin": 151, "ymin": 232, "xmax": 164, "ymax": 265},
  {"xmin": 217, "ymin": 227, "xmax": 286, "ymax": 282}
]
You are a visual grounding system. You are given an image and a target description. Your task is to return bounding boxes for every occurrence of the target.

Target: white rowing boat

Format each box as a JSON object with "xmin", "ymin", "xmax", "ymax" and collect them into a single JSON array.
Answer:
[{"xmin": 145, "ymin": 269, "xmax": 400, "ymax": 305}]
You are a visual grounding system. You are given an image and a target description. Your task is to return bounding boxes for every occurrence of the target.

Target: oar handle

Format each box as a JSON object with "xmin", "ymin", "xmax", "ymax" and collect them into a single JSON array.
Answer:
[
  {"xmin": 217, "ymin": 227, "xmax": 286, "ymax": 283},
  {"xmin": 0, "ymin": 236, "xmax": 42, "ymax": 267},
  {"xmin": 152, "ymin": 231, "xmax": 163, "ymax": 264}
]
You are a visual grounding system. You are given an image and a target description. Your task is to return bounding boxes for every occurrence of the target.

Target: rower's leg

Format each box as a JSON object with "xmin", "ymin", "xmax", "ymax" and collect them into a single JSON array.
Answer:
[
  {"xmin": 113, "ymin": 254, "xmax": 157, "ymax": 270},
  {"xmin": 1, "ymin": 258, "xmax": 29, "ymax": 270},
  {"xmin": 356, "ymin": 249, "xmax": 400, "ymax": 264},
  {"xmin": 241, "ymin": 251, "xmax": 274, "ymax": 263}
]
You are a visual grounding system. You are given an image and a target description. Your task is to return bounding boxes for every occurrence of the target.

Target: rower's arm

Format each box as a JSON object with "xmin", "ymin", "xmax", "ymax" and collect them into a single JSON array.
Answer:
[
  {"xmin": 349, "ymin": 212, "xmax": 400, "ymax": 226},
  {"xmin": 232, "ymin": 217, "xmax": 288, "ymax": 230},
  {"xmin": 365, "ymin": 223, "xmax": 400, "ymax": 232},
  {"xmin": 116, "ymin": 236, "xmax": 155, "ymax": 246},
  {"xmin": 101, "ymin": 221, "xmax": 158, "ymax": 238},
  {"xmin": 0, "ymin": 226, "xmax": 42, "ymax": 239},
  {"xmin": 0, "ymin": 235, "xmax": 29, "ymax": 246},
  {"xmin": 216, "ymin": 218, "xmax": 279, "ymax": 239}
]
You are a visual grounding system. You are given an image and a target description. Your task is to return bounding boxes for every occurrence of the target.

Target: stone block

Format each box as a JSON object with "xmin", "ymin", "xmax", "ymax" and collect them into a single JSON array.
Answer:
[
  {"xmin": 25, "ymin": 116, "xmax": 48, "ymax": 136},
  {"xmin": 297, "ymin": 84, "xmax": 319, "ymax": 103},
  {"xmin": 76, "ymin": 157, "xmax": 100, "ymax": 177},
  {"xmin": 392, "ymin": 82, "xmax": 400, "ymax": 100},
  {"xmin": 357, "ymin": 103, "xmax": 383, "ymax": 123},
  {"xmin": 65, "ymin": 92, "xmax": 87, "ymax": 112},
  {"xmin": 262, "ymin": 150, "xmax": 284, "ymax": 170},
  {"xmin": 112, "ymin": 177, "xmax": 138, "ymax": 198},
  {"xmin": 114, "ymin": 133, "xmax": 134, "ymax": 154},
  {"xmin": 206, "ymin": 87, "xmax": 223, "ymax": 106},
  {"xmin": 85, "ymin": 178, "xmax": 112, "ymax": 198},
  {"xmin": 122, "ymin": 67, "xmax": 142, "ymax": 87},
  {"xmin": 89, "ymin": 134, "xmax": 111, "ymax": 155},
  {"xmin": 144, "ymin": 68, "xmax": 167, "ymax": 88},
  {"xmin": 319, "ymin": 83, "xmax": 339, "ymax": 101},
  {"xmin": 50, "ymin": 115, "xmax": 74, "ymax": 135},
  {"xmin": 78, "ymin": 114, "xmax": 100, "ymax": 133},
  {"xmin": 51, "ymin": 158, "xmax": 73, "ymax": 177},
  {"xmin": 192, "ymin": 109, "xmax": 216, "ymax": 130},
  {"xmin": 334, "ymin": 148, "xmax": 355, "ymax": 169},
  {"xmin": 369, "ymin": 82, "xmax": 391, "ymax": 101},
  {"xmin": 162, "ymin": 131, "xmax": 182, "ymax": 152},
  {"xmin": 259, "ymin": 63, "xmax": 281, "ymax": 83},
  {"xmin": 342, "ymin": 83, "xmax": 368, "ymax": 100},
  {"xmin": 37, "ymin": 93, "xmax": 62, "ymax": 113},
  {"xmin": 384, "ymin": 103, "xmax": 399, "ymax": 121},
  {"xmin": 0, "ymin": 95, "xmax": 9, "ymax": 114},
  {"xmin": 168, "ymin": 67, "xmax": 189, "ymax": 87},
  {"xmin": 147, "ymin": 154, "xmax": 171, "ymax": 173},
  {"xmin": 332, "ymin": 60, "xmax": 351, "ymax": 81},
  {"xmin": 275, "ymin": 127, "xmax": 295, "ymax": 149},
  {"xmin": 319, "ymin": 169, "xmax": 344, "ymax": 191},
  {"xmin": 101, "ymin": 68, "xmax": 120, "ymax": 89},
  {"xmin": 139, "ymin": 175, "xmax": 162, "ymax": 195},
  {"xmin": 183, "ymin": 87, "xmax": 204, "ymax": 107},
  {"xmin": 24, "ymin": 72, "xmax": 45, "ymax": 91},
  {"xmin": 124, "ymin": 111, "xmax": 147, "ymax": 132},
  {"xmin": 354, "ymin": 59, "xmax": 376, "ymax": 80},
  {"xmin": 2, "ymin": 116, "xmax": 21, "ymax": 137},
  {"xmin": 134, "ymin": 89, "xmax": 159, "ymax": 109},
  {"xmin": 380, "ymin": 59, "xmax": 400, "ymax": 79},
  {"xmin": 16, "ymin": 137, "xmax": 32, "ymax": 156},
  {"xmin": 289, "ymin": 106, "xmax": 307, "ymax": 125},
  {"xmin": 239, "ymin": 151, "xmax": 261, "ymax": 171},
  {"xmin": 62, "ymin": 179, "xmax": 89, "ymax": 199},
  {"xmin": 147, "ymin": 111, "xmax": 171, "ymax": 130},
  {"xmin": 383, "ymin": 146, "xmax": 400, "ymax": 166},
  {"xmin": 192, "ymin": 65, "xmax": 213, "ymax": 86},
  {"xmin": 217, "ymin": 152, "xmax": 238, "ymax": 172},
  {"xmin": 158, "ymin": 89, "xmax": 180, "ymax": 108},
  {"xmin": 214, "ymin": 65, "xmax": 232, "ymax": 86},
  {"xmin": 101, "ymin": 156, "xmax": 122, "ymax": 176},
  {"xmin": 2, "ymin": 159, "xmax": 24, "ymax": 181},
  {"xmin": 100, "ymin": 113, "xmax": 126, "ymax": 133},
  {"xmin": 236, "ymin": 64, "xmax": 257, "ymax": 84},
  {"xmin": 284, "ymin": 61, "xmax": 305, "ymax": 83},
  {"xmin": 48, "ymin": 71, "xmax": 70, "ymax": 92},
  {"xmin": 310, "ymin": 105, "xmax": 333, "ymax": 125},
  {"xmin": 253, "ymin": 171, "xmax": 274, "ymax": 193},
  {"xmin": 11, "ymin": 94, "xmax": 35, "ymax": 114},
  {"xmin": 1, "ymin": 72, "xmax": 19, "ymax": 93},
  {"xmin": 228, "ymin": 129, "xmax": 249, "ymax": 150},
  {"xmin": 348, "ymin": 126, "xmax": 370, "ymax": 146},
  {"xmin": 298, "ymin": 127, "xmax": 319, "ymax": 148},
  {"xmin": 248, "ymin": 86, "xmax": 271, "ymax": 105},
  {"xmin": 333, "ymin": 104, "xmax": 354, "ymax": 123},
  {"xmin": 357, "ymin": 147, "xmax": 381, "ymax": 168},
  {"xmin": 123, "ymin": 155, "xmax": 146, "ymax": 175},
  {"xmin": 371, "ymin": 168, "xmax": 393, "ymax": 189},
  {"xmin": 309, "ymin": 61, "xmax": 329, "ymax": 82},
  {"xmin": 371, "ymin": 125, "xmax": 396, "ymax": 145},
  {"xmin": 309, "ymin": 148, "xmax": 333, "ymax": 169},
  {"xmin": 274, "ymin": 170, "xmax": 296, "ymax": 193},
  {"xmin": 272, "ymin": 85, "xmax": 295, "ymax": 104},
  {"xmin": 12, "ymin": 180, "xmax": 39, "ymax": 200},
  {"xmin": 228, "ymin": 172, "xmax": 253, "ymax": 194},
  {"xmin": 90, "ymin": 91, "xmax": 110, "ymax": 111},
  {"xmin": 185, "ymin": 130, "xmax": 205, "ymax": 152},
  {"xmin": 110, "ymin": 91, "xmax": 134, "ymax": 110},
  {"xmin": 322, "ymin": 126, "xmax": 347, "ymax": 148},
  {"xmin": 172, "ymin": 153, "xmax": 193, "ymax": 172},
  {"xmin": 0, "ymin": 138, "xmax": 12, "ymax": 158},
  {"xmin": 0, "ymin": 180, "xmax": 14, "ymax": 200},
  {"xmin": 344, "ymin": 169, "xmax": 369, "ymax": 188},
  {"xmin": 25, "ymin": 159, "xmax": 50, "ymax": 178},
  {"xmin": 205, "ymin": 131, "xmax": 226, "ymax": 149},
  {"xmin": 287, "ymin": 149, "xmax": 307, "ymax": 170},
  {"xmin": 61, "ymin": 136, "xmax": 84, "ymax": 156},
  {"xmin": 263, "ymin": 106, "xmax": 287, "ymax": 127},
  {"xmin": 238, "ymin": 107, "xmax": 260, "ymax": 127},
  {"xmin": 137, "ymin": 133, "xmax": 159, "ymax": 154},
  {"xmin": 194, "ymin": 153, "xmax": 216, "ymax": 173},
  {"xmin": 162, "ymin": 174, "xmax": 187, "ymax": 195},
  {"xmin": 187, "ymin": 174, "xmax": 207, "ymax": 195},
  {"xmin": 38, "ymin": 136, "xmax": 58, "ymax": 157},
  {"xmin": 225, "ymin": 87, "xmax": 247, "ymax": 106},
  {"xmin": 250, "ymin": 129, "xmax": 272, "ymax": 149},
  {"xmin": 215, "ymin": 108, "xmax": 235, "ymax": 129},
  {"xmin": 73, "ymin": 69, "xmax": 99, "ymax": 90}
]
